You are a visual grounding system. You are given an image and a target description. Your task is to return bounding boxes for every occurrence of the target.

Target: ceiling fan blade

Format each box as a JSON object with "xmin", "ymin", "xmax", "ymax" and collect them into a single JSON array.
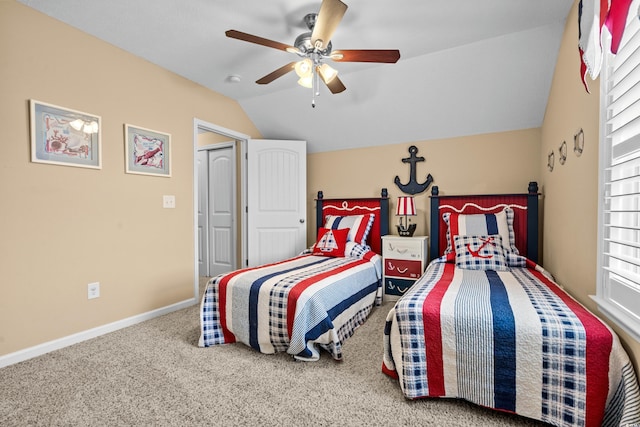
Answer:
[
  {"xmin": 226, "ymin": 30, "xmax": 296, "ymax": 52},
  {"xmin": 256, "ymin": 62, "xmax": 297, "ymax": 85},
  {"xmin": 311, "ymin": 0, "xmax": 348, "ymax": 51},
  {"xmin": 331, "ymin": 49, "xmax": 401, "ymax": 63},
  {"xmin": 322, "ymin": 75, "xmax": 346, "ymax": 94}
]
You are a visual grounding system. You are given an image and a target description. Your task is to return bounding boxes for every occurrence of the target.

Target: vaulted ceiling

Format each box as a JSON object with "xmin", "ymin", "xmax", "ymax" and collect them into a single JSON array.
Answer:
[{"xmin": 18, "ymin": 0, "xmax": 575, "ymax": 153}]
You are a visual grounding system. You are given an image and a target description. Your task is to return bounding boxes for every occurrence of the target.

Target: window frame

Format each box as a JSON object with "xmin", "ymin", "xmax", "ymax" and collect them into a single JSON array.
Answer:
[{"xmin": 594, "ymin": 7, "xmax": 640, "ymax": 343}]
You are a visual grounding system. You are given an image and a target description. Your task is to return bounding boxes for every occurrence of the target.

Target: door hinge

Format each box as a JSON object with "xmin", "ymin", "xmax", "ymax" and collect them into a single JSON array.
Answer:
[{"xmin": 245, "ymin": 259, "xmax": 248, "ymax": 267}]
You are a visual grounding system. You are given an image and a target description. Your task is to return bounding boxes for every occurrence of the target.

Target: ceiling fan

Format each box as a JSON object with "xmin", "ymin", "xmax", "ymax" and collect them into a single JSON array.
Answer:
[{"xmin": 225, "ymin": 0, "xmax": 401, "ymax": 107}]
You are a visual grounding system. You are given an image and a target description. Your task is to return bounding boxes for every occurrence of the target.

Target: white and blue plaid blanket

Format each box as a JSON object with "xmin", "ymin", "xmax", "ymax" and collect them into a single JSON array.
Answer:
[
  {"xmin": 200, "ymin": 253, "xmax": 381, "ymax": 361},
  {"xmin": 383, "ymin": 260, "xmax": 640, "ymax": 427}
]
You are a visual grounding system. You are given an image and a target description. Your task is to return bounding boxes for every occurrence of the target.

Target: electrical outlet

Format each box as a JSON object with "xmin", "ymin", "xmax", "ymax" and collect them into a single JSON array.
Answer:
[
  {"xmin": 163, "ymin": 195, "xmax": 176, "ymax": 208},
  {"xmin": 88, "ymin": 282, "xmax": 100, "ymax": 299}
]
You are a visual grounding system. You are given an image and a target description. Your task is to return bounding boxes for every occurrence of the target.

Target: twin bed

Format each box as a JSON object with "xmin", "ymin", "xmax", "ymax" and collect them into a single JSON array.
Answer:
[
  {"xmin": 199, "ymin": 189, "xmax": 389, "ymax": 361},
  {"xmin": 382, "ymin": 183, "xmax": 640, "ymax": 427},
  {"xmin": 199, "ymin": 184, "xmax": 640, "ymax": 426}
]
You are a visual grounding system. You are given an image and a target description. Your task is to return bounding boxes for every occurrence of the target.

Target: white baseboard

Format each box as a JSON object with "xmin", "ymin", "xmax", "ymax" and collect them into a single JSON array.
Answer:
[{"xmin": 0, "ymin": 298, "xmax": 197, "ymax": 369}]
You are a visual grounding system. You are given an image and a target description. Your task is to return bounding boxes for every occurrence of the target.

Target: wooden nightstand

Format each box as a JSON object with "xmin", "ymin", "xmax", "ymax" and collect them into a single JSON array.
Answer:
[{"xmin": 381, "ymin": 235, "xmax": 428, "ymax": 301}]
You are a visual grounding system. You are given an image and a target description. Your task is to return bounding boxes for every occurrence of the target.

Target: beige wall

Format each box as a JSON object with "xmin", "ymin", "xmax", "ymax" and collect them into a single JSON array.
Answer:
[
  {"xmin": 541, "ymin": 1, "xmax": 640, "ymax": 368},
  {"xmin": 0, "ymin": 1, "xmax": 261, "ymax": 356},
  {"xmin": 198, "ymin": 132, "xmax": 236, "ymax": 146},
  {"xmin": 307, "ymin": 129, "xmax": 541, "ymax": 245},
  {"xmin": 3, "ymin": 0, "xmax": 639, "ymax": 374}
]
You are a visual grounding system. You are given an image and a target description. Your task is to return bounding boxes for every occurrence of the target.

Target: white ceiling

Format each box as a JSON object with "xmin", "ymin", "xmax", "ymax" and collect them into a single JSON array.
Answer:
[{"xmin": 18, "ymin": 0, "xmax": 574, "ymax": 153}]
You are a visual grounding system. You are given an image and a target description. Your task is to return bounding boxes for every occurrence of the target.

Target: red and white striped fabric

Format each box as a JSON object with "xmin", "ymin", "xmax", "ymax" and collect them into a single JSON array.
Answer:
[
  {"xmin": 324, "ymin": 214, "xmax": 375, "ymax": 246},
  {"xmin": 382, "ymin": 259, "xmax": 640, "ymax": 427},
  {"xmin": 395, "ymin": 196, "xmax": 416, "ymax": 216},
  {"xmin": 579, "ymin": 0, "xmax": 634, "ymax": 92},
  {"xmin": 200, "ymin": 252, "xmax": 382, "ymax": 361}
]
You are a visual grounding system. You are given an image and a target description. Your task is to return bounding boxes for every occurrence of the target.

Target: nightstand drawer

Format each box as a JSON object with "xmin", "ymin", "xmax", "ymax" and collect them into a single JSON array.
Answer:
[
  {"xmin": 384, "ymin": 259, "xmax": 422, "ymax": 279},
  {"xmin": 382, "ymin": 239, "xmax": 424, "ymax": 260},
  {"xmin": 384, "ymin": 277, "xmax": 416, "ymax": 297}
]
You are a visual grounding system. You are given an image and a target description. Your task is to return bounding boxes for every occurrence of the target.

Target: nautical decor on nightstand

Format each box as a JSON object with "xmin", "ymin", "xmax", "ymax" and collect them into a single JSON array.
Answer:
[
  {"xmin": 394, "ymin": 145, "xmax": 433, "ymax": 195},
  {"xmin": 396, "ymin": 196, "xmax": 417, "ymax": 237}
]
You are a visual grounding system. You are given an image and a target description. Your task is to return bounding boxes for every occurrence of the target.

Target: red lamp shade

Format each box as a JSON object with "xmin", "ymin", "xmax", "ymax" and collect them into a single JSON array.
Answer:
[
  {"xmin": 396, "ymin": 196, "xmax": 416, "ymax": 216},
  {"xmin": 396, "ymin": 196, "xmax": 417, "ymax": 237}
]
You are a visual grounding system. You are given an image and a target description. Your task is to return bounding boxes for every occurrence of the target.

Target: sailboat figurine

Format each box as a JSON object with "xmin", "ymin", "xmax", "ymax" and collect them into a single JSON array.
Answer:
[{"xmin": 316, "ymin": 230, "xmax": 339, "ymax": 253}]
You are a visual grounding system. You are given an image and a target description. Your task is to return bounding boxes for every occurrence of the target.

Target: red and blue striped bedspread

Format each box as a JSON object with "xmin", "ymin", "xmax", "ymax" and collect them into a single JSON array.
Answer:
[
  {"xmin": 199, "ymin": 254, "xmax": 381, "ymax": 361},
  {"xmin": 382, "ymin": 260, "xmax": 640, "ymax": 427}
]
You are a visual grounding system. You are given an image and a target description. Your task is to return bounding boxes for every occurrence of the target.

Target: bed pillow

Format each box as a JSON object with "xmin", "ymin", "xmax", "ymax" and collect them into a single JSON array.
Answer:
[
  {"xmin": 454, "ymin": 235, "xmax": 510, "ymax": 271},
  {"xmin": 345, "ymin": 241, "xmax": 372, "ymax": 258},
  {"xmin": 312, "ymin": 227, "xmax": 349, "ymax": 257},
  {"xmin": 324, "ymin": 214, "xmax": 375, "ymax": 246},
  {"xmin": 443, "ymin": 207, "xmax": 518, "ymax": 262}
]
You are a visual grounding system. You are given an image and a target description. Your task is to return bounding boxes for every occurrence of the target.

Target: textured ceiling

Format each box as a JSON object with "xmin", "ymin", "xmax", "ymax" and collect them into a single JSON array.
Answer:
[{"xmin": 18, "ymin": 0, "xmax": 574, "ymax": 153}]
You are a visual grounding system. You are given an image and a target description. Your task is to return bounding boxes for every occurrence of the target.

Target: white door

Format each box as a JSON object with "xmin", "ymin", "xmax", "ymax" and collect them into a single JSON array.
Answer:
[
  {"xmin": 247, "ymin": 139, "xmax": 307, "ymax": 267},
  {"xmin": 197, "ymin": 145, "xmax": 235, "ymax": 277},
  {"xmin": 208, "ymin": 147, "xmax": 235, "ymax": 276}
]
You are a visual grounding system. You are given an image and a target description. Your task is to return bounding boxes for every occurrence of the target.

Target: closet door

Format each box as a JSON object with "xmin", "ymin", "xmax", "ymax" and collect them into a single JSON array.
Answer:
[
  {"xmin": 247, "ymin": 139, "xmax": 307, "ymax": 267},
  {"xmin": 198, "ymin": 144, "xmax": 236, "ymax": 277},
  {"xmin": 207, "ymin": 147, "xmax": 235, "ymax": 276}
]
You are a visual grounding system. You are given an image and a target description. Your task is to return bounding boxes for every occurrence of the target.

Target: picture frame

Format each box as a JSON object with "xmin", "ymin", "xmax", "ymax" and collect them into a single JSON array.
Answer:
[
  {"xmin": 124, "ymin": 124, "xmax": 171, "ymax": 177},
  {"xmin": 30, "ymin": 99, "xmax": 101, "ymax": 169},
  {"xmin": 574, "ymin": 128, "xmax": 584, "ymax": 156}
]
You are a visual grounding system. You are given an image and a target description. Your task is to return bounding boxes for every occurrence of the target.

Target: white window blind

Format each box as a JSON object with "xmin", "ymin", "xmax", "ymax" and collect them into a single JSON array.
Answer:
[{"xmin": 596, "ymin": 2, "xmax": 640, "ymax": 342}]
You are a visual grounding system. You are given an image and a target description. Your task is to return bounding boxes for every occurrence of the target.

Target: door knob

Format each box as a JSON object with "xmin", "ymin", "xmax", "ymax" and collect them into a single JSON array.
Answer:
[{"xmin": 299, "ymin": 219, "xmax": 305, "ymax": 223}]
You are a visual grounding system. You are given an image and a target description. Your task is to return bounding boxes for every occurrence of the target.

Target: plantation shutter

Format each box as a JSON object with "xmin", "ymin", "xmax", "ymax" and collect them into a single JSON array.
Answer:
[{"xmin": 598, "ymin": 7, "xmax": 640, "ymax": 339}]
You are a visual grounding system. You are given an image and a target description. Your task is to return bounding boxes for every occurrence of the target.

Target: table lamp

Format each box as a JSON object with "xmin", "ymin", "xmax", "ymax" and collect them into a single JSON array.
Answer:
[{"xmin": 396, "ymin": 196, "xmax": 417, "ymax": 237}]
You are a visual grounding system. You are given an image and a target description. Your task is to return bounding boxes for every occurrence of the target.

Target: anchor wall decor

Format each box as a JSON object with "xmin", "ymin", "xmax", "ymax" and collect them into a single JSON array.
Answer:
[{"xmin": 394, "ymin": 145, "xmax": 434, "ymax": 195}]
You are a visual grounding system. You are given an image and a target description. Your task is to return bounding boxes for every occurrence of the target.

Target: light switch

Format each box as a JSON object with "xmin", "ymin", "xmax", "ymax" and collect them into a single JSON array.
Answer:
[{"xmin": 163, "ymin": 195, "xmax": 176, "ymax": 208}]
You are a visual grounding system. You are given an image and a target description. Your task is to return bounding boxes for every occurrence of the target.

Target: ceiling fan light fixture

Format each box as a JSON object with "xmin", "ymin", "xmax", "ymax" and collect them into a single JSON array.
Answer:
[
  {"xmin": 224, "ymin": 0, "xmax": 400, "ymax": 106},
  {"xmin": 318, "ymin": 63, "xmax": 338, "ymax": 83},
  {"xmin": 298, "ymin": 75, "xmax": 313, "ymax": 88},
  {"xmin": 294, "ymin": 58, "xmax": 313, "ymax": 78}
]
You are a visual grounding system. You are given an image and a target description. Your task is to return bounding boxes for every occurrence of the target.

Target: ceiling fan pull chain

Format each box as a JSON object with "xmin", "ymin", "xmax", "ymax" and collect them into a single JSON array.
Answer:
[{"xmin": 312, "ymin": 66, "xmax": 317, "ymax": 108}]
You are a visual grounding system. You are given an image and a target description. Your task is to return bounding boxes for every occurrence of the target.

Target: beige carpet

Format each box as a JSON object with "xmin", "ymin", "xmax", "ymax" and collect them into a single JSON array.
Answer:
[{"xmin": 0, "ymin": 278, "xmax": 550, "ymax": 426}]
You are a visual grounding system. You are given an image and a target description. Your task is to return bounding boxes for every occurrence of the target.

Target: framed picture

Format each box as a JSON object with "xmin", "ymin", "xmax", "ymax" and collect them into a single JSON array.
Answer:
[
  {"xmin": 124, "ymin": 124, "xmax": 171, "ymax": 177},
  {"xmin": 30, "ymin": 100, "xmax": 101, "ymax": 169}
]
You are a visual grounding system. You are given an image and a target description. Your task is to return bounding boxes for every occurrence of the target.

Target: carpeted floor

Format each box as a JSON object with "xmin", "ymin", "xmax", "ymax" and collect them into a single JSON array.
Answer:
[{"xmin": 0, "ymin": 278, "xmax": 550, "ymax": 426}]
